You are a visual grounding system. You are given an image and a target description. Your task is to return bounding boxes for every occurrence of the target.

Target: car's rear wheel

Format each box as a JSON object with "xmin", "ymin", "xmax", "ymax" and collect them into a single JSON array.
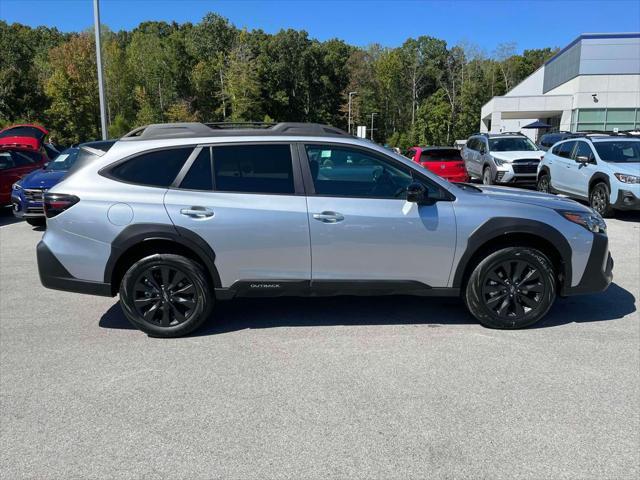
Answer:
[
  {"xmin": 537, "ymin": 173, "xmax": 551, "ymax": 193},
  {"xmin": 119, "ymin": 254, "xmax": 213, "ymax": 337},
  {"xmin": 26, "ymin": 217, "xmax": 46, "ymax": 227},
  {"xmin": 589, "ymin": 182, "xmax": 614, "ymax": 218},
  {"xmin": 482, "ymin": 166, "xmax": 493, "ymax": 185},
  {"xmin": 465, "ymin": 247, "xmax": 556, "ymax": 329}
]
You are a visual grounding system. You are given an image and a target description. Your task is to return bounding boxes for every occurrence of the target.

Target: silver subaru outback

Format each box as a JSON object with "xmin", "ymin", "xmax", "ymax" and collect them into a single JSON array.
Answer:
[{"xmin": 37, "ymin": 122, "xmax": 613, "ymax": 337}]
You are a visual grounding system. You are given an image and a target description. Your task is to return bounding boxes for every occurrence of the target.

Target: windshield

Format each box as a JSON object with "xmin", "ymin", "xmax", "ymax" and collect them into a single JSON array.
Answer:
[
  {"xmin": 593, "ymin": 140, "xmax": 640, "ymax": 163},
  {"xmin": 46, "ymin": 148, "xmax": 79, "ymax": 171},
  {"xmin": 489, "ymin": 137, "xmax": 538, "ymax": 152}
]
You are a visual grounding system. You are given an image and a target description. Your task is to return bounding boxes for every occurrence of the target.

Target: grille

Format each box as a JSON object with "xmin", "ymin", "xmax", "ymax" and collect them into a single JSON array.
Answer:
[
  {"xmin": 24, "ymin": 189, "xmax": 45, "ymax": 202},
  {"xmin": 512, "ymin": 159, "xmax": 539, "ymax": 174}
]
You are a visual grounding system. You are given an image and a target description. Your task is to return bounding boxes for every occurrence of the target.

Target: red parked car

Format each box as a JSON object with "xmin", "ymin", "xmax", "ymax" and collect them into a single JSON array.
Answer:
[
  {"xmin": 405, "ymin": 146, "xmax": 470, "ymax": 182},
  {"xmin": 0, "ymin": 125, "xmax": 50, "ymax": 205},
  {"xmin": 0, "ymin": 147, "xmax": 48, "ymax": 205}
]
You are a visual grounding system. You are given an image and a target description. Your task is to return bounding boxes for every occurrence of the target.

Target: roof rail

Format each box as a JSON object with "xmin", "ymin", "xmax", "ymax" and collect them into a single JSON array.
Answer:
[
  {"xmin": 121, "ymin": 122, "xmax": 350, "ymax": 141},
  {"xmin": 570, "ymin": 130, "xmax": 636, "ymax": 138}
]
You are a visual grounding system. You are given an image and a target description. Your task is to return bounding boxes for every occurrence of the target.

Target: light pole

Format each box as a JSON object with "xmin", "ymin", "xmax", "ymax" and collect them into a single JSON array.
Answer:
[
  {"xmin": 93, "ymin": 0, "xmax": 108, "ymax": 140},
  {"xmin": 348, "ymin": 91, "xmax": 357, "ymax": 134},
  {"xmin": 370, "ymin": 112, "xmax": 378, "ymax": 141}
]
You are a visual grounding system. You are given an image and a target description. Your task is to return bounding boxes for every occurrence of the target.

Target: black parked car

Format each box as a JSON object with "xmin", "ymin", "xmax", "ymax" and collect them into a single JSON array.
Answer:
[{"xmin": 538, "ymin": 132, "xmax": 575, "ymax": 151}]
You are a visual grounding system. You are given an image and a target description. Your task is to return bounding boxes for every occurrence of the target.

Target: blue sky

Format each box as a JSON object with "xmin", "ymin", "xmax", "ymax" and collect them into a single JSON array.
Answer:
[{"xmin": 1, "ymin": 0, "xmax": 639, "ymax": 53}]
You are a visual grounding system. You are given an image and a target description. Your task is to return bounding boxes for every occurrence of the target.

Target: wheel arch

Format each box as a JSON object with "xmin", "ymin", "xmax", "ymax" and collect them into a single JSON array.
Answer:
[
  {"xmin": 104, "ymin": 223, "xmax": 221, "ymax": 296},
  {"xmin": 588, "ymin": 173, "xmax": 610, "ymax": 193},
  {"xmin": 452, "ymin": 218, "xmax": 572, "ymax": 294}
]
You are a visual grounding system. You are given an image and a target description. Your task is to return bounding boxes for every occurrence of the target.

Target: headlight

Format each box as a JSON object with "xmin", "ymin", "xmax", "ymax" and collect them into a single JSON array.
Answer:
[
  {"xmin": 12, "ymin": 182, "xmax": 22, "ymax": 191},
  {"xmin": 614, "ymin": 173, "xmax": 640, "ymax": 184},
  {"xmin": 560, "ymin": 210, "xmax": 607, "ymax": 234},
  {"xmin": 493, "ymin": 157, "xmax": 507, "ymax": 166}
]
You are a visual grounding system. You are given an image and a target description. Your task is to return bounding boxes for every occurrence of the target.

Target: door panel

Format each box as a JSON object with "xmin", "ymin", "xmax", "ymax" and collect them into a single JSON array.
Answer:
[
  {"xmin": 165, "ymin": 190, "xmax": 311, "ymax": 286},
  {"xmin": 567, "ymin": 141, "xmax": 597, "ymax": 198},
  {"xmin": 551, "ymin": 141, "xmax": 576, "ymax": 192},
  {"xmin": 307, "ymin": 197, "xmax": 456, "ymax": 287},
  {"xmin": 302, "ymin": 143, "xmax": 456, "ymax": 288}
]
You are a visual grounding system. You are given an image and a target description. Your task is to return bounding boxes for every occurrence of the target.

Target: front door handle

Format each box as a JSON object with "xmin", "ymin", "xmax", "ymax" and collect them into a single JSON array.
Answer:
[
  {"xmin": 313, "ymin": 211, "xmax": 344, "ymax": 223},
  {"xmin": 180, "ymin": 206, "xmax": 214, "ymax": 218}
]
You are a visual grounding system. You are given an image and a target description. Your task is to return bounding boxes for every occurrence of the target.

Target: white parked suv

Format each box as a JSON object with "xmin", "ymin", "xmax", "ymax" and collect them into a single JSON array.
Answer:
[
  {"xmin": 537, "ymin": 133, "xmax": 640, "ymax": 217},
  {"xmin": 462, "ymin": 133, "xmax": 545, "ymax": 185}
]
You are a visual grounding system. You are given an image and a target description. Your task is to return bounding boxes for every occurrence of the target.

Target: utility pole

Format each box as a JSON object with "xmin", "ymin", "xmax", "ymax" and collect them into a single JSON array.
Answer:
[
  {"xmin": 93, "ymin": 0, "xmax": 108, "ymax": 139},
  {"xmin": 348, "ymin": 91, "xmax": 357, "ymax": 134},
  {"xmin": 370, "ymin": 112, "xmax": 378, "ymax": 141}
]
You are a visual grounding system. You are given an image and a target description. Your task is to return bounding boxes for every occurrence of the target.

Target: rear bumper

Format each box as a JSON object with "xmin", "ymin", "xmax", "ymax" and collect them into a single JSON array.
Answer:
[
  {"xmin": 562, "ymin": 233, "xmax": 613, "ymax": 296},
  {"xmin": 37, "ymin": 241, "xmax": 113, "ymax": 296}
]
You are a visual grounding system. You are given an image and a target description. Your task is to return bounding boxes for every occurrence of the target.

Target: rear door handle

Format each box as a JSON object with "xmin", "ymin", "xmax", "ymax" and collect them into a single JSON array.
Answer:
[
  {"xmin": 180, "ymin": 206, "xmax": 214, "ymax": 218},
  {"xmin": 313, "ymin": 211, "xmax": 344, "ymax": 223}
]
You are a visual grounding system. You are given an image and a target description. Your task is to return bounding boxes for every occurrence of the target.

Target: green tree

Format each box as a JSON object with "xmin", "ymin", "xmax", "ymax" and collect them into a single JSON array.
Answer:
[
  {"xmin": 44, "ymin": 34, "xmax": 100, "ymax": 144},
  {"xmin": 226, "ymin": 30, "xmax": 260, "ymax": 121}
]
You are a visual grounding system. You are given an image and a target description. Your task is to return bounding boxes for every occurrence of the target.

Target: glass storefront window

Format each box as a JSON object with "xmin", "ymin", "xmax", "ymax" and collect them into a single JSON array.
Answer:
[{"xmin": 573, "ymin": 108, "xmax": 639, "ymax": 132}]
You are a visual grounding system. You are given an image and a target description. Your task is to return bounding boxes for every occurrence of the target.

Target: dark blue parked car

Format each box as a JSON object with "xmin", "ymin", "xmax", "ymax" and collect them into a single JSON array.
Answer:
[{"xmin": 11, "ymin": 140, "xmax": 115, "ymax": 226}]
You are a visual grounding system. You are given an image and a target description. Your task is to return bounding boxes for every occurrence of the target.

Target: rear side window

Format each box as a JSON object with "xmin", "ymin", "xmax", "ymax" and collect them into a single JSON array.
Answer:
[
  {"xmin": 180, "ymin": 148, "xmax": 213, "ymax": 190},
  {"xmin": 110, "ymin": 148, "xmax": 193, "ymax": 187},
  {"xmin": 212, "ymin": 144, "xmax": 294, "ymax": 194},
  {"xmin": 554, "ymin": 141, "xmax": 575, "ymax": 159}
]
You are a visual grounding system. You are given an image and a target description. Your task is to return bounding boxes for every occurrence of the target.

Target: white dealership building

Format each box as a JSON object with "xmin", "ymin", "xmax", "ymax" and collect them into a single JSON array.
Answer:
[{"xmin": 480, "ymin": 33, "xmax": 640, "ymax": 140}]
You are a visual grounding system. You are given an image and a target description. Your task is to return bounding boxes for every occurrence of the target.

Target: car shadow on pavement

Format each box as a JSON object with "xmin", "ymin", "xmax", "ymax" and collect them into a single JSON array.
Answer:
[
  {"xmin": 99, "ymin": 282, "xmax": 636, "ymax": 336},
  {"xmin": 0, "ymin": 206, "xmax": 21, "ymax": 227},
  {"xmin": 613, "ymin": 211, "xmax": 640, "ymax": 223}
]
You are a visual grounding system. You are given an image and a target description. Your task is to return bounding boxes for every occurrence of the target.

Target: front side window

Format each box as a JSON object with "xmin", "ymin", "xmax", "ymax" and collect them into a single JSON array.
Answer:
[
  {"xmin": 212, "ymin": 144, "xmax": 294, "ymax": 194},
  {"xmin": 488, "ymin": 137, "xmax": 538, "ymax": 152},
  {"xmin": 593, "ymin": 140, "xmax": 640, "ymax": 163},
  {"xmin": 305, "ymin": 145, "xmax": 414, "ymax": 199},
  {"xmin": 109, "ymin": 147, "xmax": 193, "ymax": 187},
  {"xmin": 572, "ymin": 142, "xmax": 595, "ymax": 162}
]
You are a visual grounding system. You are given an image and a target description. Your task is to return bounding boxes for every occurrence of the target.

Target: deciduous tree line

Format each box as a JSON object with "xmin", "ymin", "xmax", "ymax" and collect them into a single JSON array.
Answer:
[{"xmin": 0, "ymin": 14, "xmax": 557, "ymax": 147}]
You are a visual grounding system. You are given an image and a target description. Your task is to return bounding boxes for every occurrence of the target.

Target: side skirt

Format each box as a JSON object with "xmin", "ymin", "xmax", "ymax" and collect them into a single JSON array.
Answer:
[{"xmin": 215, "ymin": 280, "xmax": 460, "ymax": 300}]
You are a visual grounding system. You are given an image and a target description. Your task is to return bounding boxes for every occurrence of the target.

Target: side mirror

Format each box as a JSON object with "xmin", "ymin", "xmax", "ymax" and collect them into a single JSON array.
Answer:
[
  {"xmin": 479, "ymin": 146, "xmax": 486, "ymax": 155},
  {"xmin": 575, "ymin": 155, "xmax": 590, "ymax": 164},
  {"xmin": 43, "ymin": 162, "xmax": 49, "ymax": 168},
  {"xmin": 407, "ymin": 182, "xmax": 428, "ymax": 204}
]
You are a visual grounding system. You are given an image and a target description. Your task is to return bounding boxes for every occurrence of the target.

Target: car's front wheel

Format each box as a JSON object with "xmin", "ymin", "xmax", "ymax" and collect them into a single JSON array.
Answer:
[
  {"xmin": 465, "ymin": 247, "xmax": 556, "ymax": 329},
  {"xmin": 537, "ymin": 173, "xmax": 551, "ymax": 193},
  {"xmin": 482, "ymin": 166, "xmax": 493, "ymax": 185},
  {"xmin": 589, "ymin": 182, "xmax": 614, "ymax": 218},
  {"xmin": 119, "ymin": 254, "xmax": 213, "ymax": 337}
]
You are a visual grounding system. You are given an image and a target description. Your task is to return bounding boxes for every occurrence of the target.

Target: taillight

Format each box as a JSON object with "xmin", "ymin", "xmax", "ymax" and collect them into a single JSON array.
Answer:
[{"xmin": 43, "ymin": 193, "xmax": 79, "ymax": 218}]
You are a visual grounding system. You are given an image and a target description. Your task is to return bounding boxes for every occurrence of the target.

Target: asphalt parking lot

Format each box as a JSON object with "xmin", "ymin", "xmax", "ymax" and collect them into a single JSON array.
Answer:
[{"xmin": 1, "ymin": 207, "xmax": 638, "ymax": 480}]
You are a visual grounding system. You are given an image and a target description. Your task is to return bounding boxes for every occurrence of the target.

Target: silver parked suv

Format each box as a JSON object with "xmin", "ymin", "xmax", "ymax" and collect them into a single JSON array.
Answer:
[
  {"xmin": 462, "ymin": 132, "xmax": 545, "ymax": 185},
  {"xmin": 37, "ymin": 122, "xmax": 613, "ymax": 337}
]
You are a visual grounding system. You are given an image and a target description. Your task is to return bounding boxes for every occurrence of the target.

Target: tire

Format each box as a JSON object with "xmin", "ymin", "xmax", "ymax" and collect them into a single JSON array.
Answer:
[
  {"xmin": 482, "ymin": 166, "xmax": 493, "ymax": 185},
  {"xmin": 537, "ymin": 172, "xmax": 551, "ymax": 193},
  {"xmin": 465, "ymin": 247, "xmax": 556, "ymax": 329},
  {"xmin": 589, "ymin": 182, "xmax": 614, "ymax": 218},
  {"xmin": 26, "ymin": 217, "xmax": 46, "ymax": 227},
  {"xmin": 119, "ymin": 254, "xmax": 213, "ymax": 337}
]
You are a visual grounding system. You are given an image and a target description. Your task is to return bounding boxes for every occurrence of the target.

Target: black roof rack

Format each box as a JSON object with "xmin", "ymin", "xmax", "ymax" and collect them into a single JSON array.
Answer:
[
  {"xmin": 121, "ymin": 122, "xmax": 350, "ymax": 141},
  {"xmin": 471, "ymin": 131, "xmax": 526, "ymax": 137},
  {"xmin": 570, "ymin": 130, "xmax": 637, "ymax": 138}
]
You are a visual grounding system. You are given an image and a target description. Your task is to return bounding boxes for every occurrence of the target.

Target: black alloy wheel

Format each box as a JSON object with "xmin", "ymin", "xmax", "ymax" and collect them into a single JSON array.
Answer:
[
  {"xmin": 465, "ymin": 247, "xmax": 556, "ymax": 329},
  {"xmin": 133, "ymin": 265, "xmax": 197, "ymax": 327},
  {"xmin": 119, "ymin": 254, "xmax": 213, "ymax": 337},
  {"xmin": 482, "ymin": 259, "xmax": 544, "ymax": 319}
]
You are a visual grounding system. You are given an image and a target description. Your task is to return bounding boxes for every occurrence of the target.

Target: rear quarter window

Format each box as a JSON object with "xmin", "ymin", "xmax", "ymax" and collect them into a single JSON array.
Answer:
[{"xmin": 108, "ymin": 147, "xmax": 194, "ymax": 187}]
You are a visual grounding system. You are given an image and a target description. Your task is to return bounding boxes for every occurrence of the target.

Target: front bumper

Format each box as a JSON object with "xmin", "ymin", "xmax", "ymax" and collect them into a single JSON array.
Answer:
[
  {"xmin": 37, "ymin": 241, "xmax": 113, "ymax": 296},
  {"xmin": 612, "ymin": 189, "xmax": 640, "ymax": 211},
  {"xmin": 562, "ymin": 233, "xmax": 613, "ymax": 296},
  {"xmin": 12, "ymin": 188, "xmax": 45, "ymax": 218}
]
